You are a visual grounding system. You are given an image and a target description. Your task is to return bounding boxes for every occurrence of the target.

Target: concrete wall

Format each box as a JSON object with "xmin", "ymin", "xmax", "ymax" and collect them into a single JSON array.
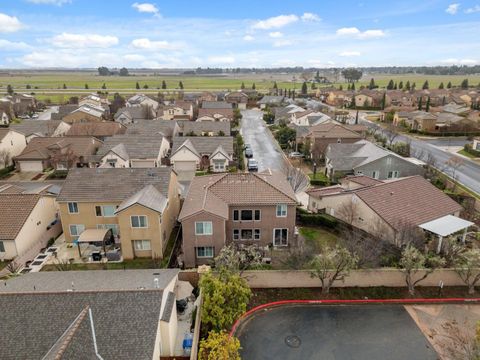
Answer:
[{"xmin": 241, "ymin": 268, "xmax": 469, "ymax": 288}]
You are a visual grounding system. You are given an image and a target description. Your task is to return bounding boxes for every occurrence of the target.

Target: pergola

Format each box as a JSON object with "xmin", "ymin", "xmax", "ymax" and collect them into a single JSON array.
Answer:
[
  {"xmin": 419, "ymin": 215, "xmax": 475, "ymax": 253},
  {"xmin": 74, "ymin": 228, "xmax": 112, "ymax": 258}
]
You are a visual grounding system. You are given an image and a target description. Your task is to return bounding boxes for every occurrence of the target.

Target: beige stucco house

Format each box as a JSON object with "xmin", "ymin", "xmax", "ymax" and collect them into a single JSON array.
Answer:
[
  {"xmin": 0, "ymin": 128, "xmax": 27, "ymax": 168},
  {"xmin": 57, "ymin": 167, "xmax": 180, "ymax": 260}
]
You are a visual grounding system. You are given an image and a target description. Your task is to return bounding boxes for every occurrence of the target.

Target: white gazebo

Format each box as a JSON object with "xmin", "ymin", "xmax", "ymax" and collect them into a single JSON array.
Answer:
[{"xmin": 419, "ymin": 215, "xmax": 475, "ymax": 253}]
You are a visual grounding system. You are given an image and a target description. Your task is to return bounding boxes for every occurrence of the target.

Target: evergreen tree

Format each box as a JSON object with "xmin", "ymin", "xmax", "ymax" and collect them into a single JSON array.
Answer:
[
  {"xmin": 143, "ymin": 84, "xmax": 149, "ymax": 89},
  {"xmin": 447, "ymin": 81, "xmax": 452, "ymax": 89},
  {"xmin": 422, "ymin": 80, "xmax": 429, "ymax": 90},
  {"xmin": 411, "ymin": 82, "xmax": 416, "ymax": 91},
  {"xmin": 241, "ymin": 82, "xmax": 245, "ymax": 90},
  {"xmin": 438, "ymin": 82, "xmax": 444, "ymax": 89},
  {"xmin": 418, "ymin": 96, "xmax": 423, "ymax": 111},
  {"xmin": 288, "ymin": 89, "xmax": 291, "ymax": 98},
  {"xmin": 387, "ymin": 79, "xmax": 394, "ymax": 90},
  {"xmin": 347, "ymin": 83, "xmax": 351, "ymax": 91},
  {"xmin": 339, "ymin": 85, "xmax": 343, "ymax": 91},
  {"xmin": 381, "ymin": 92, "xmax": 386, "ymax": 110},
  {"xmin": 63, "ymin": 83, "xmax": 67, "ymax": 89},
  {"xmin": 6, "ymin": 84, "xmax": 13, "ymax": 95},
  {"xmin": 136, "ymin": 82, "xmax": 140, "ymax": 90},
  {"xmin": 273, "ymin": 81, "xmax": 278, "ymax": 90},
  {"xmin": 101, "ymin": 83, "xmax": 107, "ymax": 90},
  {"xmin": 301, "ymin": 82, "xmax": 308, "ymax": 95},
  {"xmin": 425, "ymin": 96, "xmax": 430, "ymax": 112},
  {"xmin": 405, "ymin": 81, "xmax": 411, "ymax": 91},
  {"xmin": 315, "ymin": 70, "xmax": 321, "ymax": 83},
  {"xmin": 398, "ymin": 81, "xmax": 403, "ymax": 89},
  {"xmin": 394, "ymin": 82, "xmax": 398, "ymax": 90},
  {"xmin": 252, "ymin": 83, "xmax": 256, "ymax": 90},
  {"xmin": 292, "ymin": 90, "xmax": 296, "ymax": 100},
  {"xmin": 179, "ymin": 81, "xmax": 184, "ymax": 89},
  {"xmin": 351, "ymin": 82, "xmax": 355, "ymax": 91},
  {"xmin": 85, "ymin": 84, "xmax": 89, "ymax": 89},
  {"xmin": 161, "ymin": 80, "xmax": 167, "ymax": 89},
  {"xmin": 461, "ymin": 78, "xmax": 469, "ymax": 89},
  {"xmin": 442, "ymin": 96, "xmax": 446, "ymax": 106},
  {"xmin": 368, "ymin": 78, "xmax": 376, "ymax": 90}
]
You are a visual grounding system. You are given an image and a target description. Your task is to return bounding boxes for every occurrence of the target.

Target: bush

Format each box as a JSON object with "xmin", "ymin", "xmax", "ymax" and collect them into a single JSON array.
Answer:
[
  {"xmin": 46, "ymin": 170, "xmax": 68, "ymax": 179},
  {"xmin": 310, "ymin": 178, "xmax": 330, "ymax": 186},
  {"xmin": 47, "ymin": 237, "xmax": 55, "ymax": 247},
  {"xmin": 464, "ymin": 144, "xmax": 480, "ymax": 157},
  {"xmin": 0, "ymin": 165, "xmax": 14, "ymax": 179},
  {"xmin": 298, "ymin": 213, "xmax": 338, "ymax": 229}
]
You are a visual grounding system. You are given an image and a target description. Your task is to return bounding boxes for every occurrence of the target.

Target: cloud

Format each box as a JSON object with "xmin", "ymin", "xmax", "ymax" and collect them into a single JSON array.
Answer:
[
  {"xmin": 243, "ymin": 35, "xmax": 255, "ymax": 41},
  {"xmin": 269, "ymin": 32, "xmax": 283, "ymax": 38},
  {"xmin": 0, "ymin": 13, "xmax": 24, "ymax": 33},
  {"xmin": 132, "ymin": 2, "xmax": 159, "ymax": 15},
  {"xmin": 446, "ymin": 3, "xmax": 460, "ymax": 14},
  {"xmin": 252, "ymin": 14, "xmax": 299, "ymax": 30},
  {"xmin": 130, "ymin": 38, "xmax": 181, "ymax": 50},
  {"xmin": 301, "ymin": 12, "xmax": 320, "ymax": 22},
  {"xmin": 123, "ymin": 54, "xmax": 146, "ymax": 62},
  {"xmin": 0, "ymin": 39, "xmax": 31, "ymax": 50},
  {"xmin": 339, "ymin": 51, "xmax": 361, "ymax": 57},
  {"xmin": 440, "ymin": 58, "xmax": 478, "ymax": 65},
  {"xmin": 50, "ymin": 33, "xmax": 119, "ymax": 48},
  {"xmin": 336, "ymin": 27, "xmax": 385, "ymax": 39},
  {"xmin": 26, "ymin": 0, "xmax": 71, "ymax": 5},
  {"xmin": 465, "ymin": 5, "xmax": 480, "ymax": 13},
  {"xmin": 207, "ymin": 56, "xmax": 235, "ymax": 65},
  {"xmin": 273, "ymin": 39, "xmax": 293, "ymax": 47}
]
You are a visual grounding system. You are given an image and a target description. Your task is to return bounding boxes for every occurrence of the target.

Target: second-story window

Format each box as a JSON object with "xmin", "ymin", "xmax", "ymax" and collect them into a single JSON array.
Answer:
[
  {"xmin": 95, "ymin": 205, "xmax": 116, "ymax": 217},
  {"xmin": 131, "ymin": 215, "xmax": 148, "ymax": 228},
  {"xmin": 276, "ymin": 204, "xmax": 287, "ymax": 217},
  {"xmin": 195, "ymin": 221, "xmax": 213, "ymax": 235},
  {"xmin": 68, "ymin": 202, "xmax": 78, "ymax": 214}
]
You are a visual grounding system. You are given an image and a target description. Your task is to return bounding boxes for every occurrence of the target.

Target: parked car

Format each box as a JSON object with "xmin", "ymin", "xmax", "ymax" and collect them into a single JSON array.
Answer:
[
  {"xmin": 288, "ymin": 151, "xmax": 304, "ymax": 158},
  {"xmin": 247, "ymin": 159, "xmax": 258, "ymax": 172},
  {"xmin": 245, "ymin": 147, "xmax": 253, "ymax": 158}
]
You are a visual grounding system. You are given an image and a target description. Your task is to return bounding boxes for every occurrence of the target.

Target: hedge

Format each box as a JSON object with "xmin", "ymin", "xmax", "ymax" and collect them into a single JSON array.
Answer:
[
  {"xmin": 310, "ymin": 178, "xmax": 330, "ymax": 186},
  {"xmin": 0, "ymin": 165, "xmax": 14, "ymax": 179},
  {"xmin": 298, "ymin": 213, "xmax": 338, "ymax": 229}
]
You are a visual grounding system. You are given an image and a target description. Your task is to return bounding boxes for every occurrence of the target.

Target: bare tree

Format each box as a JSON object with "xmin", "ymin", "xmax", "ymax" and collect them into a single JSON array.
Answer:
[
  {"xmin": 445, "ymin": 156, "xmax": 464, "ymax": 190},
  {"xmin": 6, "ymin": 260, "xmax": 21, "ymax": 274},
  {"xmin": 53, "ymin": 259, "xmax": 73, "ymax": 271},
  {"xmin": 336, "ymin": 197, "xmax": 360, "ymax": 226},
  {"xmin": 50, "ymin": 147, "xmax": 78, "ymax": 170},
  {"xmin": 394, "ymin": 219, "xmax": 427, "ymax": 250},
  {"xmin": 455, "ymin": 248, "xmax": 480, "ymax": 295},
  {"xmin": 385, "ymin": 123, "xmax": 399, "ymax": 146},
  {"xmin": 339, "ymin": 227, "xmax": 387, "ymax": 268},
  {"xmin": 309, "ymin": 246, "xmax": 358, "ymax": 294},
  {"xmin": 283, "ymin": 165, "xmax": 309, "ymax": 193},
  {"xmin": 0, "ymin": 149, "xmax": 11, "ymax": 167}
]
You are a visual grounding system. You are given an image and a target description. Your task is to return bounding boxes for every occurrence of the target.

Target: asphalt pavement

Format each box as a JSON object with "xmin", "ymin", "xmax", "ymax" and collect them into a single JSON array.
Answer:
[
  {"xmin": 37, "ymin": 106, "xmax": 59, "ymax": 120},
  {"xmin": 240, "ymin": 109, "xmax": 288, "ymax": 172}
]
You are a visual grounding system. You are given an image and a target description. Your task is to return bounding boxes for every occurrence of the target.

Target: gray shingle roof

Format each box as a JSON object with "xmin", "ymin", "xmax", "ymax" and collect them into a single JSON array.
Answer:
[
  {"xmin": 126, "ymin": 119, "xmax": 178, "ymax": 138},
  {"xmin": 116, "ymin": 184, "xmax": 168, "ymax": 214},
  {"xmin": 97, "ymin": 134, "xmax": 164, "ymax": 159},
  {"xmin": 201, "ymin": 101, "xmax": 232, "ymax": 109},
  {"xmin": 171, "ymin": 136, "xmax": 234, "ymax": 155},
  {"xmin": 182, "ymin": 121, "xmax": 230, "ymax": 135},
  {"xmin": 10, "ymin": 120, "xmax": 61, "ymax": 137},
  {"xmin": 57, "ymin": 167, "xmax": 172, "ymax": 202}
]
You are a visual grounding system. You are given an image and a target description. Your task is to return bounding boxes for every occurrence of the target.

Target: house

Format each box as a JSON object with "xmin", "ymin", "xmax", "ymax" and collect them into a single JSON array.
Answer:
[
  {"xmin": 307, "ymin": 175, "xmax": 463, "ymax": 245},
  {"xmin": 159, "ymin": 101, "xmax": 194, "ymax": 120},
  {"xmin": 197, "ymin": 108, "xmax": 234, "ymax": 122},
  {"xmin": 64, "ymin": 121, "xmax": 127, "ymax": 141},
  {"xmin": 442, "ymin": 102, "xmax": 470, "ymax": 116},
  {"xmin": 57, "ymin": 167, "xmax": 180, "ymax": 260},
  {"xmin": 126, "ymin": 94, "xmax": 159, "ymax": 117},
  {"xmin": 62, "ymin": 104, "xmax": 106, "ymax": 124},
  {"xmin": 0, "ymin": 97, "xmax": 14, "ymax": 119},
  {"xmin": 201, "ymin": 101, "xmax": 232, "ymax": 110},
  {"xmin": 225, "ymin": 91, "xmax": 249, "ymax": 109},
  {"xmin": 0, "ymin": 111, "xmax": 9, "ymax": 125},
  {"xmin": 178, "ymin": 170, "xmax": 297, "ymax": 267},
  {"xmin": 473, "ymin": 138, "xmax": 480, "ymax": 151},
  {"xmin": 96, "ymin": 134, "xmax": 170, "ymax": 168},
  {"xmin": 126, "ymin": 119, "xmax": 180, "ymax": 140},
  {"xmin": 114, "ymin": 107, "xmax": 151, "ymax": 124},
  {"xmin": 388, "ymin": 90, "xmax": 415, "ymax": 108},
  {"xmin": 180, "ymin": 120, "xmax": 230, "ymax": 136},
  {"xmin": 79, "ymin": 93, "xmax": 110, "ymax": 112},
  {"xmin": 170, "ymin": 136, "xmax": 234, "ymax": 180},
  {"xmin": 0, "ymin": 128, "xmax": 27, "ymax": 168},
  {"xmin": 51, "ymin": 104, "xmax": 80, "ymax": 120},
  {"xmin": 326, "ymin": 91, "xmax": 353, "ymax": 107},
  {"xmin": 354, "ymin": 90, "xmax": 390, "ymax": 108},
  {"xmin": 258, "ymin": 95, "xmax": 286, "ymax": 109},
  {"xmin": 197, "ymin": 91, "xmax": 217, "ymax": 103},
  {"xmin": 0, "ymin": 269, "xmax": 186, "ymax": 358},
  {"xmin": 325, "ymin": 140, "xmax": 424, "ymax": 180},
  {"xmin": 11, "ymin": 94, "xmax": 37, "ymax": 116},
  {"xmin": 393, "ymin": 111, "xmax": 437, "ymax": 131},
  {"xmin": 302, "ymin": 122, "xmax": 364, "ymax": 159},
  {"xmin": 290, "ymin": 110, "xmax": 331, "ymax": 126},
  {"xmin": 0, "ymin": 183, "xmax": 60, "ymax": 261},
  {"xmin": 10, "ymin": 120, "xmax": 69, "ymax": 142},
  {"xmin": 15, "ymin": 137, "xmax": 101, "ymax": 172},
  {"xmin": 274, "ymin": 104, "xmax": 306, "ymax": 125}
]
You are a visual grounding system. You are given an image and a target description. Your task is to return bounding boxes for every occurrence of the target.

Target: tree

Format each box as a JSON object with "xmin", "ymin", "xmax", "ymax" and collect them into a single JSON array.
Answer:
[
  {"xmin": 273, "ymin": 81, "xmax": 278, "ymax": 89},
  {"xmin": 400, "ymin": 245, "xmax": 445, "ymax": 296},
  {"xmin": 447, "ymin": 81, "xmax": 452, "ymax": 89},
  {"xmin": 461, "ymin": 79, "xmax": 469, "ymax": 89},
  {"xmin": 301, "ymin": 82, "xmax": 308, "ymax": 95},
  {"xmin": 310, "ymin": 246, "xmax": 358, "ymax": 294},
  {"xmin": 101, "ymin": 83, "xmax": 107, "ymax": 89},
  {"xmin": 455, "ymin": 249, "xmax": 480, "ymax": 294},
  {"xmin": 439, "ymin": 82, "xmax": 445, "ymax": 89},
  {"xmin": 445, "ymin": 156, "xmax": 464, "ymax": 187},
  {"xmin": 232, "ymin": 108, "xmax": 242, "ymax": 127},
  {"xmin": 387, "ymin": 79, "xmax": 395, "ymax": 90},
  {"xmin": 179, "ymin": 81, "xmax": 184, "ymax": 89},
  {"xmin": 6, "ymin": 260, "xmax": 21, "ymax": 274},
  {"xmin": 97, "ymin": 66, "xmax": 110, "ymax": 76},
  {"xmin": 368, "ymin": 78, "xmax": 376, "ymax": 90},
  {"xmin": 386, "ymin": 123, "xmax": 399, "ymax": 146},
  {"xmin": 136, "ymin": 82, "xmax": 140, "ymax": 90},
  {"xmin": 200, "ymin": 271, "xmax": 251, "ymax": 331},
  {"xmin": 214, "ymin": 244, "xmax": 262, "ymax": 275},
  {"xmin": 262, "ymin": 109, "xmax": 275, "ymax": 124},
  {"xmin": 240, "ymin": 82, "xmax": 245, "ymax": 90},
  {"xmin": 336, "ymin": 198, "xmax": 360, "ymax": 225},
  {"xmin": 26, "ymin": 84, "xmax": 31, "ymax": 89},
  {"xmin": 351, "ymin": 82, "xmax": 355, "ymax": 91},
  {"xmin": 283, "ymin": 165, "xmax": 309, "ymax": 193},
  {"xmin": 161, "ymin": 80, "xmax": 167, "ymax": 89},
  {"xmin": 119, "ymin": 67, "xmax": 129, "ymax": 76},
  {"xmin": 314, "ymin": 70, "xmax": 321, "ymax": 83},
  {"xmin": 418, "ymin": 96, "xmax": 423, "ymax": 111},
  {"xmin": 84, "ymin": 83, "xmax": 89, "ymax": 89},
  {"xmin": 0, "ymin": 149, "xmax": 12, "ymax": 167},
  {"xmin": 341, "ymin": 68, "xmax": 363, "ymax": 83},
  {"xmin": 381, "ymin": 92, "xmax": 386, "ymax": 110},
  {"xmin": 110, "ymin": 93, "xmax": 125, "ymax": 114},
  {"xmin": 143, "ymin": 84, "xmax": 149, "ymax": 89},
  {"xmin": 6, "ymin": 84, "xmax": 14, "ymax": 96},
  {"xmin": 394, "ymin": 82, "xmax": 398, "ymax": 90},
  {"xmin": 252, "ymin": 83, "xmax": 256, "ymax": 90},
  {"xmin": 398, "ymin": 81, "xmax": 403, "ymax": 89},
  {"xmin": 405, "ymin": 81, "xmax": 411, "ymax": 91},
  {"xmin": 62, "ymin": 83, "xmax": 67, "ymax": 89},
  {"xmin": 411, "ymin": 82, "xmax": 416, "ymax": 91},
  {"xmin": 422, "ymin": 80, "xmax": 429, "ymax": 90},
  {"xmin": 274, "ymin": 125, "xmax": 296, "ymax": 149},
  {"xmin": 425, "ymin": 96, "xmax": 431, "ymax": 112},
  {"xmin": 199, "ymin": 331, "xmax": 241, "ymax": 360}
]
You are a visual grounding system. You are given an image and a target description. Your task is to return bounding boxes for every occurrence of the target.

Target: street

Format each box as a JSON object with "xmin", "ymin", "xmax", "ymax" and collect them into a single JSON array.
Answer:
[
  {"xmin": 357, "ymin": 114, "xmax": 480, "ymax": 194},
  {"xmin": 240, "ymin": 109, "xmax": 288, "ymax": 172}
]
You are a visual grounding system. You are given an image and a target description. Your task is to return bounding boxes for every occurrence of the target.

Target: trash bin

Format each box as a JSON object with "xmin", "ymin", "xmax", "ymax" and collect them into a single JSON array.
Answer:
[
  {"xmin": 183, "ymin": 332, "xmax": 193, "ymax": 356},
  {"xmin": 91, "ymin": 251, "xmax": 102, "ymax": 261}
]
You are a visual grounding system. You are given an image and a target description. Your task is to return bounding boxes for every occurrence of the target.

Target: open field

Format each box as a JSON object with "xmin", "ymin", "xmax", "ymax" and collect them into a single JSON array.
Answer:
[{"xmin": 1, "ymin": 71, "xmax": 480, "ymax": 104}]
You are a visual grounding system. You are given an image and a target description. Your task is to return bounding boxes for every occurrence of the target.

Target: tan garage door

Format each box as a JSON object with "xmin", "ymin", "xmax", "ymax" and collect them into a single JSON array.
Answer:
[{"xmin": 19, "ymin": 160, "xmax": 43, "ymax": 172}]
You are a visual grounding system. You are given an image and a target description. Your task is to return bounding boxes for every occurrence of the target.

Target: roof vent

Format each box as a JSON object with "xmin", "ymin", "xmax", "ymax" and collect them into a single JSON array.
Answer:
[
  {"xmin": 390, "ymin": 191, "xmax": 394, "ymax": 195},
  {"xmin": 154, "ymin": 278, "xmax": 159, "ymax": 289}
]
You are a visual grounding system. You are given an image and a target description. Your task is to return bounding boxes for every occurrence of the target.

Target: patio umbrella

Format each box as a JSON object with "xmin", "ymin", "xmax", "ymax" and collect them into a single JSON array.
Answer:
[{"xmin": 175, "ymin": 280, "xmax": 194, "ymax": 300}]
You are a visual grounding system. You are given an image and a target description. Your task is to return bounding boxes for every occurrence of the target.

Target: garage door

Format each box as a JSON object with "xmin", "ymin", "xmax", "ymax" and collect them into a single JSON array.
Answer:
[
  {"xmin": 19, "ymin": 161, "xmax": 43, "ymax": 172},
  {"xmin": 174, "ymin": 161, "xmax": 196, "ymax": 181}
]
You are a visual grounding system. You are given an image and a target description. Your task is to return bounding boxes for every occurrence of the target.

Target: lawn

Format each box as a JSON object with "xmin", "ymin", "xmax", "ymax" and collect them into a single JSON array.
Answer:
[
  {"xmin": 299, "ymin": 226, "xmax": 338, "ymax": 251},
  {"xmin": 41, "ymin": 257, "xmax": 160, "ymax": 271},
  {"xmin": 308, "ymin": 173, "xmax": 329, "ymax": 181},
  {"xmin": 458, "ymin": 149, "xmax": 478, "ymax": 159}
]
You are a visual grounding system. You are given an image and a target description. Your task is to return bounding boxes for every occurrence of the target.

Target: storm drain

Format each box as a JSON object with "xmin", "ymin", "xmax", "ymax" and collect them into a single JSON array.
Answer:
[{"xmin": 285, "ymin": 335, "xmax": 301, "ymax": 348}]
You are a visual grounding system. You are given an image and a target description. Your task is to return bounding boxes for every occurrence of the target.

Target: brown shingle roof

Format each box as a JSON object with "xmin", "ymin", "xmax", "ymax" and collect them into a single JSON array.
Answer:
[
  {"xmin": 0, "ymin": 193, "xmax": 40, "ymax": 240},
  {"xmin": 171, "ymin": 136, "xmax": 234, "ymax": 155},
  {"xmin": 65, "ymin": 122, "xmax": 126, "ymax": 138},
  {"xmin": 197, "ymin": 108, "xmax": 233, "ymax": 119},
  {"xmin": 15, "ymin": 137, "xmax": 101, "ymax": 161},
  {"xmin": 307, "ymin": 123, "xmax": 362, "ymax": 139},
  {"xmin": 179, "ymin": 171, "xmax": 297, "ymax": 220}
]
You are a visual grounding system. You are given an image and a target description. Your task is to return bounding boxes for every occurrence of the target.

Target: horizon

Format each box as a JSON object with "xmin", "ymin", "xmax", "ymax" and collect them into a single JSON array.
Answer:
[{"xmin": 1, "ymin": 0, "xmax": 480, "ymax": 69}]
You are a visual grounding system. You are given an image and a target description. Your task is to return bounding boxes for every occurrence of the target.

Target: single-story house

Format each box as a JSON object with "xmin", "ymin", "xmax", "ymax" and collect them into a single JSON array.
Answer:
[
  {"xmin": 10, "ymin": 120, "xmax": 69, "ymax": 142},
  {"xmin": 197, "ymin": 108, "xmax": 234, "ymax": 122},
  {"xmin": 114, "ymin": 107, "xmax": 151, "ymax": 124},
  {"xmin": 64, "ymin": 121, "xmax": 127, "ymax": 141},
  {"xmin": 126, "ymin": 119, "xmax": 180, "ymax": 140},
  {"xmin": 258, "ymin": 95, "xmax": 286, "ymax": 109},
  {"xmin": 180, "ymin": 120, "xmax": 231, "ymax": 136},
  {"xmin": 62, "ymin": 104, "xmax": 106, "ymax": 124}
]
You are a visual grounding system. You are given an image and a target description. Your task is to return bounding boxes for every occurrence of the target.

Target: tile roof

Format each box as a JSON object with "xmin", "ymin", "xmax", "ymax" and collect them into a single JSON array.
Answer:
[
  {"xmin": 10, "ymin": 120, "xmax": 61, "ymax": 137},
  {"xmin": 171, "ymin": 136, "xmax": 234, "ymax": 155},
  {"xmin": 182, "ymin": 120, "xmax": 230, "ymax": 135},
  {"xmin": 57, "ymin": 167, "xmax": 172, "ymax": 202},
  {"xmin": 116, "ymin": 184, "xmax": 168, "ymax": 214},
  {"xmin": 179, "ymin": 171, "xmax": 297, "ymax": 220},
  {"xmin": 97, "ymin": 134, "xmax": 164, "ymax": 159},
  {"xmin": 306, "ymin": 185, "xmax": 346, "ymax": 197},
  {"xmin": 15, "ymin": 137, "xmax": 101, "ymax": 161},
  {"xmin": 0, "ymin": 193, "xmax": 42, "ymax": 240},
  {"xmin": 343, "ymin": 175, "xmax": 384, "ymax": 187},
  {"xmin": 201, "ymin": 101, "xmax": 232, "ymax": 109},
  {"xmin": 307, "ymin": 122, "xmax": 362, "ymax": 139},
  {"xmin": 197, "ymin": 108, "xmax": 234, "ymax": 119},
  {"xmin": 65, "ymin": 122, "xmax": 126, "ymax": 137},
  {"xmin": 126, "ymin": 119, "xmax": 178, "ymax": 138}
]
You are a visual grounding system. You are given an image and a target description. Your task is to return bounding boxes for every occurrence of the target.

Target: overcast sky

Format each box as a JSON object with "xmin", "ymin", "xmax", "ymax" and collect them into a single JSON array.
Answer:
[{"xmin": 1, "ymin": 0, "xmax": 480, "ymax": 68}]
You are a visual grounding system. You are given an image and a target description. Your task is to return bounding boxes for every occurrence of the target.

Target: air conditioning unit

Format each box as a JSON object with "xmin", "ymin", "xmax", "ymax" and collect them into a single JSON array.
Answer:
[{"xmin": 262, "ymin": 257, "xmax": 271, "ymax": 264}]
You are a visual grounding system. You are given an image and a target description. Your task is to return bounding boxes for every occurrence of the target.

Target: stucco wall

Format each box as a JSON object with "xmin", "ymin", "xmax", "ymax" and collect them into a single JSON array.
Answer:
[
  {"xmin": 355, "ymin": 154, "xmax": 425, "ymax": 180},
  {"xmin": 0, "ymin": 130, "xmax": 26, "ymax": 168}
]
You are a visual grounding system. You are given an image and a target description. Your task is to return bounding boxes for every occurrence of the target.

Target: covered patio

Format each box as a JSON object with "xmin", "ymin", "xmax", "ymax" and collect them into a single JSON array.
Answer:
[
  {"xmin": 74, "ymin": 228, "xmax": 118, "ymax": 261},
  {"xmin": 419, "ymin": 215, "xmax": 475, "ymax": 253}
]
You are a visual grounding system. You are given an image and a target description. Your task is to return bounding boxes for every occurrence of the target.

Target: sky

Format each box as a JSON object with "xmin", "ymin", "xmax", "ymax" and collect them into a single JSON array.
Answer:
[{"xmin": 0, "ymin": 0, "xmax": 480, "ymax": 68}]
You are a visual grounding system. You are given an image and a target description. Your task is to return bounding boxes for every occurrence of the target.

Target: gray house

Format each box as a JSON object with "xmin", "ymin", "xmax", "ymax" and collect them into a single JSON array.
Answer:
[{"xmin": 325, "ymin": 140, "xmax": 424, "ymax": 180}]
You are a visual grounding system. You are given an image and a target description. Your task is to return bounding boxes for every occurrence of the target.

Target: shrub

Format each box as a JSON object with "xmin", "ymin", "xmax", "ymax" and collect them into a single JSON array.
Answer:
[
  {"xmin": 298, "ymin": 213, "xmax": 338, "ymax": 229},
  {"xmin": 47, "ymin": 237, "xmax": 55, "ymax": 247}
]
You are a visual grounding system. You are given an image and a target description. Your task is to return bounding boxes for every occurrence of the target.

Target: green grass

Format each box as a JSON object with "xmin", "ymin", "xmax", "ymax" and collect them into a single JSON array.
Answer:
[
  {"xmin": 41, "ymin": 257, "xmax": 159, "ymax": 271},
  {"xmin": 299, "ymin": 226, "xmax": 338, "ymax": 251},
  {"xmin": 308, "ymin": 173, "xmax": 329, "ymax": 181},
  {"xmin": 0, "ymin": 260, "xmax": 10, "ymax": 271},
  {"xmin": 458, "ymin": 149, "xmax": 478, "ymax": 159}
]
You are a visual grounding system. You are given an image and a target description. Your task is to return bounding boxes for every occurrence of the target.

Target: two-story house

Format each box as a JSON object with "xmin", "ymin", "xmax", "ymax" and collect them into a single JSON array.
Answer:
[
  {"xmin": 0, "ymin": 128, "xmax": 27, "ymax": 168},
  {"xmin": 179, "ymin": 171, "xmax": 297, "ymax": 267},
  {"xmin": 159, "ymin": 101, "xmax": 194, "ymax": 120},
  {"xmin": 57, "ymin": 167, "xmax": 180, "ymax": 260}
]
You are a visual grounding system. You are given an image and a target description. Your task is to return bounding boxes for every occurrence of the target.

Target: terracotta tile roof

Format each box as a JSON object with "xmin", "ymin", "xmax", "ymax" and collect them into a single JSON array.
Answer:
[
  {"xmin": 306, "ymin": 185, "xmax": 345, "ymax": 197},
  {"xmin": 15, "ymin": 137, "xmax": 101, "ymax": 161},
  {"xmin": 0, "ymin": 193, "xmax": 40, "ymax": 240},
  {"xmin": 179, "ymin": 171, "xmax": 297, "ymax": 220},
  {"xmin": 197, "ymin": 108, "xmax": 233, "ymax": 119}
]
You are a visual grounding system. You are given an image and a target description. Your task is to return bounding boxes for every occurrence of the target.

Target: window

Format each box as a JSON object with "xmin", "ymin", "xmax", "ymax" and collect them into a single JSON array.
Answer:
[
  {"xmin": 254, "ymin": 210, "xmax": 261, "ymax": 221},
  {"xmin": 0, "ymin": 241, "xmax": 4, "ymax": 252},
  {"xmin": 67, "ymin": 202, "xmax": 78, "ymax": 214},
  {"xmin": 372, "ymin": 171, "xmax": 380, "ymax": 179},
  {"xmin": 97, "ymin": 224, "xmax": 119, "ymax": 236},
  {"xmin": 234, "ymin": 210, "xmax": 260, "ymax": 221},
  {"xmin": 233, "ymin": 210, "xmax": 239, "ymax": 221},
  {"xmin": 254, "ymin": 229, "xmax": 261, "ymax": 240},
  {"xmin": 95, "ymin": 205, "xmax": 116, "ymax": 217},
  {"xmin": 213, "ymin": 160, "xmax": 225, "ymax": 171},
  {"xmin": 276, "ymin": 204, "xmax": 287, "ymax": 217},
  {"xmin": 195, "ymin": 221, "xmax": 212, "ymax": 235},
  {"xmin": 131, "ymin": 215, "xmax": 148, "ymax": 228},
  {"xmin": 241, "ymin": 229, "xmax": 253, "ymax": 240},
  {"xmin": 240, "ymin": 210, "xmax": 253, "ymax": 221},
  {"xmin": 233, "ymin": 229, "xmax": 240, "ymax": 240},
  {"xmin": 387, "ymin": 170, "xmax": 399, "ymax": 179},
  {"xmin": 69, "ymin": 224, "xmax": 85, "ymax": 241},
  {"xmin": 273, "ymin": 228, "xmax": 288, "ymax": 246},
  {"xmin": 133, "ymin": 240, "xmax": 151, "ymax": 251},
  {"xmin": 196, "ymin": 246, "xmax": 214, "ymax": 258}
]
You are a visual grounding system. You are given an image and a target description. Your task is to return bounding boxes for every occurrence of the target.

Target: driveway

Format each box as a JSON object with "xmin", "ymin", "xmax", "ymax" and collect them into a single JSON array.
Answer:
[
  {"xmin": 240, "ymin": 109, "xmax": 288, "ymax": 172},
  {"xmin": 37, "ymin": 106, "xmax": 59, "ymax": 120},
  {"xmin": 236, "ymin": 304, "xmax": 437, "ymax": 360}
]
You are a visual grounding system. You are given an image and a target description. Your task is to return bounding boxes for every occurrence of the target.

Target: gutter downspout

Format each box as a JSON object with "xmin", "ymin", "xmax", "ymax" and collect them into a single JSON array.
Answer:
[{"xmin": 88, "ymin": 308, "xmax": 104, "ymax": 360}]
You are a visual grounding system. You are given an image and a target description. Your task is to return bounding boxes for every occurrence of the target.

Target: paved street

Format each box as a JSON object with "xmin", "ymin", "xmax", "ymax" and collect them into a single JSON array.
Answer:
[
  {"xmin": 357, "ymin": 114, "xmax": 480, "ymax": 194},
  {"xmin": 240, "ymin": 109, "xmax": 288, "ymax": 172}
]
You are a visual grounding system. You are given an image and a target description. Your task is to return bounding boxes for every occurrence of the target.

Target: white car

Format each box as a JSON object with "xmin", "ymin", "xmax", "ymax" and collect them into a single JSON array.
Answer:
[{"xmin": 247, "ymin": 159, "xmax": 258, "ymax": 172}]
